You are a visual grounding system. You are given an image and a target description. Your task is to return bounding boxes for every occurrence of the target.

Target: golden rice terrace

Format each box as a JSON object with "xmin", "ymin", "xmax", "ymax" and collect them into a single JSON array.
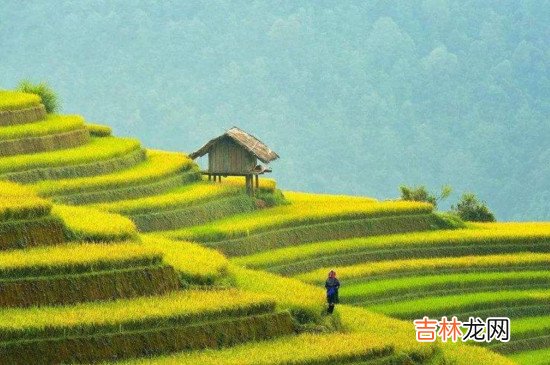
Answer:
[{"xmin": 0, "ymin": 89, "xmax": 548, "ymax": 365}]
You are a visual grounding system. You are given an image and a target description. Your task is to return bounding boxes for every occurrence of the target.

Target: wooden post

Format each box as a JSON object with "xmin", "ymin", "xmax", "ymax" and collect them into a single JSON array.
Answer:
[
  {"xmin": 245, "ymin": 175, "xmax": 252, "ymax": 196},
  {"xmin": 255, "ymin": 175, "xmax": 259, "ymax": 189}
]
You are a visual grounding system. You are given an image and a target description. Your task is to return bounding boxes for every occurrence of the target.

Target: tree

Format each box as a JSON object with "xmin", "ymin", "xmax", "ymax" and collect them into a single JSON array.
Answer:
[
  {"xmin": 17, "ymin": 80, "xmax": 59, "ymax": 113},
  {"xmin": 451, "ymin": 193, "xmax": 496, "ymax": 222},
  {"xmin": 399, "ymin": 184, "xmax": 451, "ymax": 208}
]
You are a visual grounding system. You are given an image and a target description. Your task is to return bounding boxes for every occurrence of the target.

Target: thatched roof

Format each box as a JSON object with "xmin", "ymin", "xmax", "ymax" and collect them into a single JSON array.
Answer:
[{"xmin": 189, "ymin": 127, "xmax": 279, "ymax": 164}]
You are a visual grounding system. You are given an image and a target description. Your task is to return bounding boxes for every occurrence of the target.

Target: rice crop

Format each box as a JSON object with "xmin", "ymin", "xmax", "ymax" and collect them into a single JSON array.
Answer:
[
  {"xmin": 0, "ymin": 216, "xmax": 66, "ymax": 250},
  {"xmin": 132, "ymin": 195, "xmax": 256, "ymax": 232},
  {"xmin": 86, "ymin": 123, "xmax": 112, "ymax": 137},
  {"xmin": 123, "ymin": 305, "xmax": 511, "ymax": 365},
  {"xmin": 123, "ymin": 332, "xmax": 395, "ymax": 365},
  {"xmin": 229, "ymin": 264, "xmax": 325, "ymax": 323},
  {"xmin": 510, "ymin": 348, "xmax": 550, "ymax": 365},
  {"xmin": 169, "ymin": 191, "xmax": 431, "ymax": 242},
  {"xmin": 441, "ymin": 342, "xmax": 518, "ymax": 365},
  {"xmin": 0, "ymin": 181, "xmax": 51, "ymax": 221},
  {"xmin": 53, "ymin": 171, "xmax": 199, "ymax": 205},
  {"xmin": 340, "ymin": 270, "xmax": 550, "ymax": 303},
  {"xmin": 494, "ymin": 315, "xmax": 550, "ymax": 355},
  {"xmin": 211, "ymin": 214, "xmax": 437, "ymax": 257},
  {"xmin": 367, "ymin": 289, "xmax": 550, "ymax": 319},
  {"xmin": 234, "ymin": 226, "xmax": 550, "ymax": 272},
  {"xmin": 0, "ymin": 148, "xmax": 146, "ymax": 184},
  {"xmin": 3, "ymin": 311, "xmax": 294, "ymax": 365},
  {"xmin": 512, "ymin": 315, "xmax": 550, "ymax": 339},
  {"xmin": 221, "ymin": 176, "xmax": 277, "ymax": 192},
  {"xmin": 142, "ymin": 234, "xmax": 229, "ymax": 285},
  {"xmin": 337, "ymin": 305, "xmax": 429, "ymax": 352},
  {"xmin": 491, "ymin": 335, "xmax": 550, "ymax": 356},
  {"xmin": 0, "ymin": 289, "xmax": 275, "ymax": 340},
  {"xmin": 297, "ymin": 253, "xmax": 550, "ymax": 284},
  {"xmin": 0, "ymin": 128, "xmax": 90, "ymax": 157},
  {"xmin": 52, "ymin": 204, "xmax": 138, "ymax": 242},
  {"xmin": 33, "ymin": 149, "xmax": 194, "ymax": 197},
  {"xmin": 0, "ymin": 114, "xmax": 84, "ymax": 141},
  {"xmin": 0, "ymin": 265, "xmax": 180, "ymax": 309},
  {"xmin": 0, "ymin": 136, "xmax": 141, "ymax": 174},
  {"xmin": 339, "ymin": 305, "xmax": 515, "ymax": 365},
  {"xmin": 0, "ymin": 242, "xmax": 161, "ymax": 279},
  {"xmin": 471, "ymin": 222, "xmax": 550, "ymax": 231},
  {"xmin": 0, "ymin": 90, "xmax": 41, "ymax": 111},
  {"xmin": 93, "ymin": 182, "xmax": 242, "ymax": 215}
]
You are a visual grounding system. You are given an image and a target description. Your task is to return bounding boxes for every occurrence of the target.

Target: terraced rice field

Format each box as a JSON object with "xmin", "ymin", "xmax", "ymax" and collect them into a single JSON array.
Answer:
[
  {"xmin": 0, "ymin": 242, "xmax": 162, "ymax": 277},
  {"xmin": 0, "ymin": 181, "xmax": 51, "ymax": 220},
  {"xmin": 0, "ymin": 136, "xmax": 142, "ymax": 177},
  {"xmin": 33, "ymin": 150, "xmax": 198, "ymax": 204},
  {"xmin": 273, "ymin": 222, "xmax": 550, "ymax": 361},
  {"xmin": 93, "ymin": 181, "xmax": 243, "ymax": 215},
  {"xmin": 52, "ymin": 204, "xmax": 139, "ymax": 241},
  {"xmin": 0, "ymin": 114, "xmax": 83, "ymax": 139},
  {"xmin": 234, "ymin": 225, "xmax": 550, "ymax": 275},
  {"xmin": 0, "ymin": 89, "xmax": 545, "ymax": 364},
  {"xmin": 0, "ymin": 289, "xmax": 294, "ymax": 364},
  {"xmin": 510, "ymin": 348, "xmax": 550, "ymax": 365},
  {"xmin": 168, "ymin": 192, "xmax": 433, "ymax": 242},
  {"xmin": 86, "ymin": 123, "xmax": 112, "ymax": 137},
  {"xmin": 141, "ymin": 235, "xmax": 230, "ymax": 285},
  {"xmin": 0, "ymin": 90, "xmax": 41, "ymax": 111}
]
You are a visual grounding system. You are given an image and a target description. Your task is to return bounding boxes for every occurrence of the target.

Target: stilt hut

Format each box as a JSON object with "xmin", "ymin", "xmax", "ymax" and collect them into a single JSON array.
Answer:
[{"xmin": 189, "ymin": 127, "xmax": 279, "ymax": 196}]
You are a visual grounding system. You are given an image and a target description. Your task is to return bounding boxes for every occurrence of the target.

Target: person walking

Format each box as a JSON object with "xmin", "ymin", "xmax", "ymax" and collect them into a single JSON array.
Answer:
[{"xmin": 325, "ymin": 270, "xmax": 340, "ymax": 314}]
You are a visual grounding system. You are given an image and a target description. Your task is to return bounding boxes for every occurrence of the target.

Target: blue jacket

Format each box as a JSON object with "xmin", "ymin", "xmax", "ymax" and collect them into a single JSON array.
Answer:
[{"xmin": 325, "ymin": 277, "xmax": 340, "ymax": 297}]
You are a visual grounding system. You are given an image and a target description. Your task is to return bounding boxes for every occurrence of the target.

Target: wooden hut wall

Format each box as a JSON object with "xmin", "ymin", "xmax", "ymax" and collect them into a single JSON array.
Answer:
[{"xmin": 208, "ymin": 137, "xmax": 257, "ymax": 174}]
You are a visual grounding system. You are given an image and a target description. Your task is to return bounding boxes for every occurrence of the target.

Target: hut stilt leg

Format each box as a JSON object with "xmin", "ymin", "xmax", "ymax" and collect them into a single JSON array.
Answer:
[{"xmin": 246, "ymin": 175, "xmax": 252, "ymax": 196}]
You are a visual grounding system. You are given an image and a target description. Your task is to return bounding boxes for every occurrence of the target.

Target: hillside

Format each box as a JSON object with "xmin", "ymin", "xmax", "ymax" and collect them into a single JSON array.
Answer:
[{"xmin": 0, "ymin": 89, "xmax": 548, "ymax": 364}]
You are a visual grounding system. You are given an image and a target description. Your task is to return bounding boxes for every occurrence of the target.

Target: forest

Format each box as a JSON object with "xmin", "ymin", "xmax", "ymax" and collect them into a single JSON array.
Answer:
[{"xmin": 0, "ymin": 0, "xmax": 548, "ymax": 220}]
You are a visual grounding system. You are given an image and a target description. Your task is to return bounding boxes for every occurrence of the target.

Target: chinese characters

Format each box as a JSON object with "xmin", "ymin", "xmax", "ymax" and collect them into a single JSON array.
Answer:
[{"xmin": 414, "ymin": 316, "xmax": 510, "ymax": 343}]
